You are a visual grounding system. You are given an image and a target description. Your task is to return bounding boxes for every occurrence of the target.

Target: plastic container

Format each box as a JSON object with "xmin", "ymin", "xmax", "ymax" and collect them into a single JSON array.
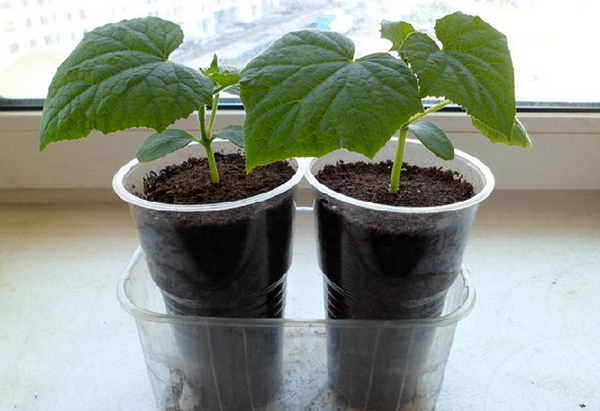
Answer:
[
  {"xmin": 118, "ymin": 244, "xmax": 475, "ymax": 411},
  {"xmin": 112, "ymin": 142, "xmax": 306, "ymax": 318},
  {"xmin": 112, "ymin": 141, "xmax": 306, "ymax": 410},
  {"xmin": 304, "ymin": 138, "xmax": 493, "ymax": 319},
  {"xmin": 304, "ymin": 139, "xmax": 493, "ymax": 409},
  {"xmin": 304, "ymin": 139, "xmax": 493, "ymax": 320}
]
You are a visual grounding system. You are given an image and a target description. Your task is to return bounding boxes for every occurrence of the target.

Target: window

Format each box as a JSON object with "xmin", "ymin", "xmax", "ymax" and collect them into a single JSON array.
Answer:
[{"xmin": 0, "ymin": 0, "xmax": 599, "ymax": 108}]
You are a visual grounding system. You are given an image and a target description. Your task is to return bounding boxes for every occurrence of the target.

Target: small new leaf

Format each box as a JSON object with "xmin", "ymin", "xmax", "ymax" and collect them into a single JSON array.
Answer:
[
  {"xmin": 408, "ymin": 121, "xmax": 454, "ymax": 160},
  {"xmin": 214, "ymin": 125, "xmax": 244, "ymax": 149},
  {"xmin": 136, "ymin": 129, "xmax": 196, "ymax": 162},
  {"xmin": 201, "ymin": 54, "xmax": 240, "ymax": 90}
]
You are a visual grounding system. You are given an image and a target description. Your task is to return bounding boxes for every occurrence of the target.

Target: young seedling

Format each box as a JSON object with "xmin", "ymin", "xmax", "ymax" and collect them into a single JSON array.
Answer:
[
  {"xmin": 39, "ymin": 17, "xmax": 243, "ymax": 185},
  {"xmin": 240, "ymin": 12, "xmax": 531, "ymax": 193}
]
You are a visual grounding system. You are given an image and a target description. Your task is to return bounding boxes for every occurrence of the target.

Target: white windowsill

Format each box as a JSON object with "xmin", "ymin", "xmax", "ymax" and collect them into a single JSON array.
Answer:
[
  {"xmin": 1, "ymin": 110, "xmax": 600, "ymax": 199},
  {"xmin": 1, "ymin": 190, "xmax": 599, "ymax": 410}
]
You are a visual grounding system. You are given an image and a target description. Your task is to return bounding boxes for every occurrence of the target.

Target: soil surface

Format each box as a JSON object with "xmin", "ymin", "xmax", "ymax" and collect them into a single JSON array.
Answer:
[
  {"xmin": 139, "ymin": 152, "xmax": 295, "ymax": 204},
  {"xmin": 316, "ymin": 160, "xmax": 474, "ymax": 207}
]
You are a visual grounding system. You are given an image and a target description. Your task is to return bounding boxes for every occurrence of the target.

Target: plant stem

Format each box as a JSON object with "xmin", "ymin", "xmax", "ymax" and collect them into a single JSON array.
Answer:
[
  {"xmin": 207, "ymin": 93, "xmax": 220, "ymax": 138},
  {"xmin": 407, "ymin": 99, "xmax": 453, "ymax": 124},
  {"xmin": 203, "ymin": 141, "xmax": 220, "ymax": 184},
  {"xmin": 388, "ymin": 99, "xmax": 454, "ymax": 194},
  {"xmin": 198, "ymin": 106, "xmax": 220, "ymax": 184},
  {"xmin": 388, "ymin": 126, "xmax": 408, "ymax": 194}
]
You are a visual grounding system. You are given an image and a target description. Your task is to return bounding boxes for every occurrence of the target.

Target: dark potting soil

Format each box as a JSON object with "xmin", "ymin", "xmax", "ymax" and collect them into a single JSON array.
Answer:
[
  {"xmin": 316, "ymin": 160, "xmax": 474, "ymax": 207},
  {"xmin": 139, "ymin": 152, "xmax": 295, "ymax": 204}
]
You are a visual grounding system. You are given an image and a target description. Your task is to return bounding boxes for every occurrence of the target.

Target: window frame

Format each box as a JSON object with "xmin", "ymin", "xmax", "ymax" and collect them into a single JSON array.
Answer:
[
  {"xmin": 0, "ymin": 98, "xmax": 44, "ymax": 111},
  {"xmin": 3, "ymin": 95, "xmax": 600, "ymax": 113}
]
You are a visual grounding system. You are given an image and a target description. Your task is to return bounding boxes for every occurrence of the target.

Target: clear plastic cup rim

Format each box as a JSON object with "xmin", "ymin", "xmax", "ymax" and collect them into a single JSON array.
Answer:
[
  {"xmin": 112, "ymin": 142, "xmax": 308, "ymax": 213},
  {"xmin": 305, "ymin": 138, "xmax": 495, "ymax": 214}
]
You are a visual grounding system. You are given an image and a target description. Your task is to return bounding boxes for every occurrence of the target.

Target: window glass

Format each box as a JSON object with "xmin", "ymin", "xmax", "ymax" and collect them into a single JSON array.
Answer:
[{"xmin": 0, "ymin": 0, "xmax": 598, "ymax": 107}]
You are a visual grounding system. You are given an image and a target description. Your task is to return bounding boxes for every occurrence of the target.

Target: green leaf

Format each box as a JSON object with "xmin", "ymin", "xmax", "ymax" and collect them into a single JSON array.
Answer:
[
  {"xmin": 240, "ymin": 30, "xmax": 423, "ymax": 170},
  {"xmin": 401, "ymin": 12, "xmax": 527, "ymax": 147},
  {"xmin": 408, "ymin": 121, "xmax": 454, "ymax": 160},
  {"xmin": 214, "ymin": 125, "xmax": 244, "ymax": 148},
  {"xmin": 224, "ymin": 85, "xmax": 241, "ymax": 96},
  {"xmin": 40, "ymin": 17, "xmax": 213, "ymax": 150},
  {"xmin": 201, "ymin": 54, "xmax": 240, "ymax": 90},
  {"xmin": 136, "ymin": 129, "xmax": 196, "ymax": 162},
  {"xmin": 381, "ymin": 20, "xmax": 415, "ymax": 53},
  {"xmin": 511, "ymin": 118, "xmax": 532, "ymax": 148},
  {"xmin": 472, "ymin": 116, "xmax": 532, "ymax": 148}
]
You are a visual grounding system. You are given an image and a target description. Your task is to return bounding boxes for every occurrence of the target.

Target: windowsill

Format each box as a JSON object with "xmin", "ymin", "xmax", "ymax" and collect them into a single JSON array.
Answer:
[
  {"xmin": 2, "ymin": 110, "xmax": 600, "ymax": 192},
  {"xmin": 1, "ymin": 189, "xmax": 598, "ymax": 410}
]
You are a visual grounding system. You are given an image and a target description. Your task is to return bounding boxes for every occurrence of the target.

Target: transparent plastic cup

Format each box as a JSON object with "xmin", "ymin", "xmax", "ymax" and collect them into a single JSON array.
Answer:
[
  {"xmin": 118, "ymin": 246, "xmax": 475, "ymax": 411},
  {"xmin": 112, "ymin": 141, "xmax": 306, "ymax": 410},
  {"xmin": 305, "ymin": 139, "xmax": 495, "ymax": 308},
  {"xmin": 304, "ymin": 139, "xmax": 493, "ymax": 409}
]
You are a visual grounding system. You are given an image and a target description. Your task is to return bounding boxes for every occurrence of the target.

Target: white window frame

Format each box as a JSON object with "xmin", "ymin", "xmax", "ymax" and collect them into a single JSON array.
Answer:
[{"xmin": 1, "ymin": 109, "xmax": 599, "ymax": 202}]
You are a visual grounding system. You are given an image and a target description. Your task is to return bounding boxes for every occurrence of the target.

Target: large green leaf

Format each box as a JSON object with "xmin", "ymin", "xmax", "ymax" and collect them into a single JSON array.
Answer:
[
  {"xmin": 40, "ymin": 17, "xmax": 213, "ymax": 150},
  {"xmin": 400, "ymin": 12, "xmax": 529, "ymax": 148},
  {"xmin": 240, "ymin": 30, "xmax": 423, "ymax": 170}
]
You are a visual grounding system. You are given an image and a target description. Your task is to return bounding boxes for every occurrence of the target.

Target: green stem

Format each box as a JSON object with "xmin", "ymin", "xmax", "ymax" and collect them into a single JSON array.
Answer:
[
  {"xmin": 388, "ymin": 99, "xmax": 454, "ymax": 194},
  {"xmin": 388, "ymin": 126, "xmax": 408, "ymax": 194},
  {"xmin": 198, "ymin": 106, "xmax": 208, "ymax": 141},
  {"xmin": 207, "ymin": 93, "xmax": 220, "ymax": 138},
  {"xmin": 203, "ymin": 141, "xmax": 220, "ymax": 185},
  {"xmin": 212, "ymin": 85, "xmax": 229, "ymax": 95},
  {"xmin": 198, "ymin": 106, "xmax": 220, "ymax": 184},
  {"xmin": 407, "ymin": 99, "xmax": 453, "ymax": 124}
]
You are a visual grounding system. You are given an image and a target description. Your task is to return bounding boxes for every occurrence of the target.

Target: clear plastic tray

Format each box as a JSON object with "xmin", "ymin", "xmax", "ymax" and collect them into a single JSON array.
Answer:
[{"xmin": 118, "ymin": 211, "xmax": 475, "ymax": 411}]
